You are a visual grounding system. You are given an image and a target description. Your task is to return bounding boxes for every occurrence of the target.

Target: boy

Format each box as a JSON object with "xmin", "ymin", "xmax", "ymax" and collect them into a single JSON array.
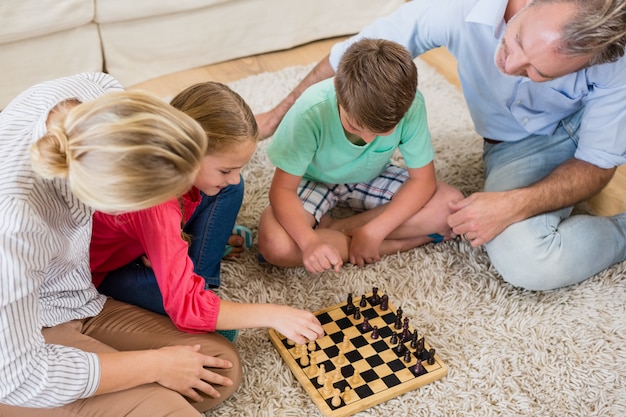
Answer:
[{"xmin": 258, "ymin": 38, "xmax": 463, "ymax": 274}]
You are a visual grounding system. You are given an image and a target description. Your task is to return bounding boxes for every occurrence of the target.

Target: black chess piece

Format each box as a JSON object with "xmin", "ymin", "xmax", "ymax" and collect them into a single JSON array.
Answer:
[
  {"xmin": 359, "ymin": 294, "xmax": 367, "ymax": 308},
  {"xmin": 413, "ymin": 359, "xmax": 424, "ymax": 375},
  {"xmin": 395, "ymin": 342, "xmax": 406, "ymax": 355},
  {"xmin": 390, "ymin": 331, "xmax": 398, "ymax": 345},
  {"xmin": 410, "ymin": 331, "xmax": 419, "ymax": 349},
  {"xmin": 394, "ymin": 314, "xmax": 403, "ymax": 330},
  {"xmin": 428, "ymin": 348, "xmax": 436, "ymax": 365},
  {"xmin": 371, "ymin": 325, "xmax": 379, "ymax": 339},
  {"xmin": 360, "ymin": 316, "xmax": 372, "ymax": 332},
  {"xmin": 345, "ymin": 293, "xmax": 355, "ymax": 314},
  {"xmin": 380, "ymin": 294, "xmax": 389, "ymax": 311},
  {"xmin": 371, "ymin": 287, "xmax": 380, "ymax": 305},
  {"xmin": 353, "ymin": 306, "xmax": 361, "ymax": 320},
  {"xmin": 416, "ymin": 337, "xmax": 425, "ymax": 356},
  {"xmin": 403, "ymin": 351, "xmax": 412, "ymax": 363}
]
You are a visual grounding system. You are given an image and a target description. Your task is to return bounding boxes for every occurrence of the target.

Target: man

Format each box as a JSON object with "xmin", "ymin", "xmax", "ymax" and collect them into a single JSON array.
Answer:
[{"xmin": 256, "ymin": 0, "xmax": 626, "ymax": 291}]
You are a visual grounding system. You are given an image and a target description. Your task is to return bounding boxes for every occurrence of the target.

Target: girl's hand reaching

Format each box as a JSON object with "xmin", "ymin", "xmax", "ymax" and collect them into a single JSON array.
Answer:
[{"xmin": 269, "ymin": 305, "xmax": 325, "ymax": 345}]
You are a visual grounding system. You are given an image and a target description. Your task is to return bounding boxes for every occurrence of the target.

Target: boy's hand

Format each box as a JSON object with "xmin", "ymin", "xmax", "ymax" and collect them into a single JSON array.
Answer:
[
  {"xmin": 348, "ymin": 226, "xmax": 383, "ymax": 267},
  {"xmin": 271, "ymin": 306, "xmax": 325, "ymax": 345},
  {"xmin": 302, "ymin": 241, "xmax": 343, "ymax": 273}
]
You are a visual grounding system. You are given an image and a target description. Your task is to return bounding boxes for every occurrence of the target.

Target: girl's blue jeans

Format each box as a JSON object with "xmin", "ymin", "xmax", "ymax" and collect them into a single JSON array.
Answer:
[
  {"xmin": 97, "ymin": 179, "xmax": 244, "ymax": 314},
  {"xmin": 482, "ymin": 110, "xmax": 626, "ymax": 290}
]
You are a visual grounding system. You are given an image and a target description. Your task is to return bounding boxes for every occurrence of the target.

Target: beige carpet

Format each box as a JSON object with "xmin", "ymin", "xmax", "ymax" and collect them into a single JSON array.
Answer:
[{"xmin": 207, "ymin": 61, "xmax": 626, "ymax": 417}]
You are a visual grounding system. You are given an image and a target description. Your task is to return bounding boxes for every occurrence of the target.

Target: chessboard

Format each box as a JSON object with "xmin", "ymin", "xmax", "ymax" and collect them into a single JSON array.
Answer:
[{"xmin": 268, "ymin": 289, "xmax": 448, "ymax": 417}]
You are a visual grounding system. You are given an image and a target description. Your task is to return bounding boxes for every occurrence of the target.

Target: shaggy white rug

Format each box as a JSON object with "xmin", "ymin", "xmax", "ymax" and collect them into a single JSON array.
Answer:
[{"xmin": 206, "ymin": 60, "xmax": 626, "ymax": 417}]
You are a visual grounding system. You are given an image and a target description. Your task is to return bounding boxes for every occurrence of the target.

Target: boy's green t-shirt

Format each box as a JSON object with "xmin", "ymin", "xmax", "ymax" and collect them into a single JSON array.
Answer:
[{"xmin": 267, "ymin": 78, "xmax": 434, "ymax": 184}]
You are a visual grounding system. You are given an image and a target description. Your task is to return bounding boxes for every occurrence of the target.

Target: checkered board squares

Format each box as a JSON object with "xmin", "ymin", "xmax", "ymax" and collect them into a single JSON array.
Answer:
[{"xmin": 268, "ymin": 293, "xmax": 448, "ymax": 417}]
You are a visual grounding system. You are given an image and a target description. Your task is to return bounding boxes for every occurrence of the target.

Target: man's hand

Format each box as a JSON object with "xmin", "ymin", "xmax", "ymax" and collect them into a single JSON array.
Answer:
[{"xmin": 448, "ymin": 191, "xmax": 525, "ymax": 247}]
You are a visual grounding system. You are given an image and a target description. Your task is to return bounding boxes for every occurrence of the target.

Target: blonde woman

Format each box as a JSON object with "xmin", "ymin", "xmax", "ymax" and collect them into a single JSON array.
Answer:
[{"xmin": 0, "ymin": 73, "xmax": 241, "ymax": 417}]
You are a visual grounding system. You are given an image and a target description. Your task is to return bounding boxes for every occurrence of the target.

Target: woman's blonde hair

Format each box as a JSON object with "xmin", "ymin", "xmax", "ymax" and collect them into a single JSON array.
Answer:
[
  {"xmin": 30, "ymin": 90, "xmax": 208, "ymax": 213},
  {"xmin": 170, "ymin": 81, "xmax": 259, "ymax": 154}
]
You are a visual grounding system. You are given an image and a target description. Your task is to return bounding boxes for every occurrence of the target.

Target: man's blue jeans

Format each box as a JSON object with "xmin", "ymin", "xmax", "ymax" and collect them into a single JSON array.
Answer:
[
  {"xmin": 482, "ymin": 110, "xmax": 626, "ymax": 290},
  {"xmin": 97, "ymin": 179, "xmax": 244, "ymax": 314}
]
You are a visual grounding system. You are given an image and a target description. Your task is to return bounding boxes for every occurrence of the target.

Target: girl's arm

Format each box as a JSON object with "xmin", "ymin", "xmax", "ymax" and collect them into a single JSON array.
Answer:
[{"xmin": 215, "ymin": 301, "xmax": 325, "ymax": 345}]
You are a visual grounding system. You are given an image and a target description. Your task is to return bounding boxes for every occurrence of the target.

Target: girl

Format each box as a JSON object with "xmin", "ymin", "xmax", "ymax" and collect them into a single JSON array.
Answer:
[{"xmin": 90, "ymin": 82, "xmax": 324, "ymax": 343}]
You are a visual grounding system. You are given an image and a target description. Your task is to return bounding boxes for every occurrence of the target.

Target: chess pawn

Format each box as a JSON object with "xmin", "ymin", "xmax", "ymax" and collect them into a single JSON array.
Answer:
[
  {"xmin": 308, "ymin": 339, "xmax": 316, "ymax": 352},
  {"xmin": 300, "ymin": 351, "xmax": 310, "ymax": 367},
  {"xmin": 331, "ymin": 388, "xmax": 342, "ymax": 407},
  {"xmin": 332, "ymin": 367, "xmax": 342, "ymax": 382},
  {"xmin": 335, "ymin": 352, "xmax": 346, "ymax": 365},
  {"xmin": 287, "ymin": 338, "xmax": 296, "ymax": 346},
  {"xmin": 322, "ymin": 375, "xmax": 334, "ymax": 396},
  {"xmin": 293, "ymin": 344, "xmax": 303, "ymax": 358},
  {"xmin": 359, "ymin": 294, "xmax": 367, "ymax": 307},
  {"xmin": 428, "ymin": 348, "xmax": 436, "ymax": 365},
  {"xmin": 380, "ymin": 294, "xmax": 389, "ymax": 310},
  {"xmin": 349, "ymin": 371, "xmax": 361, "ymax": 385},
  {"xmin": 307, "ymin": 354, "xmax": 318, "ymax": 377},
  {"xmin": 342, "ymin": 387, "xmax": 355, "ymax": 404},
  {"xmin": 316, "ymin": 364, "xmax": 327, "ymax": 386}
]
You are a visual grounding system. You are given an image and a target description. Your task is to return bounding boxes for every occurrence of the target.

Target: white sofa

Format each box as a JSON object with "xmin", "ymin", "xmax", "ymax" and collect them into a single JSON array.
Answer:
[{"xmin": 0, "ymin": 0, "xmax": 405, "ymax": 109}]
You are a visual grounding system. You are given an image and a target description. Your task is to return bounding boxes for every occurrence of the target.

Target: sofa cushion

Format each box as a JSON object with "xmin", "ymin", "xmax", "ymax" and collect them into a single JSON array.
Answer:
[
  {"xmin": 95, "ymin": 0, "xmax": 230, "ymax": 23},
  {"xmin": 99, "ymin": 0, "xmax": 405, "ymax": 86},
  {"xmin": 0, "ymin": 0, "xmax": 93, "ymax": 43},
  {"xmin": 0, "ymin": 24, "xmax": 102, "ymax": 108}
]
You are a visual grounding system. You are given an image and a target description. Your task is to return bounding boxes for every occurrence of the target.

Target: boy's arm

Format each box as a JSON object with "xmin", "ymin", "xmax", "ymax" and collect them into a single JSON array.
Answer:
[
  {"xmin": 349, "ymin": 162, "xmax": 437, "ymax": 265},
  {"xmin": 269, "ymin": 168, "xmax": 342, "ymax": 272}
]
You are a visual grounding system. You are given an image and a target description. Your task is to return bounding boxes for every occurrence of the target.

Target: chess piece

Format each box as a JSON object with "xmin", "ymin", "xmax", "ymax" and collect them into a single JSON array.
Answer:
[
  {"xmin": 308, "ymin": 339, "xmax": 316, "ymax": 352},
  {"xmin": 345, "ymin": 293, "xmax": 355, "ymax": 314},
  {"xmin": 360, "ymin": 316, "xmax": 372, "ymax": 332},
  {"xmin": 349, "ymin": 371, "xmax": 361, "ymax": 385},
  {"xmin": 293, "ymin": 343, "xmax": 302, "ymax": 358},
  {"xmin": 287, "ymin": 338, "xmax": 296, "ymax": 346},
  {"xmin": 413, "ymin": 359, "xmax": 424, "ymax": 375},
  {"xmin": 307, "ymin": 354, "xmax": 318, "ymax": 377},
  {"xmin": 390, "ymin": 331, "xmax": 398, "ymax": 345},
  {"xmin": 380, "ymin": 294, "xmax": 389, "ymax": 310},
  {"xmin": 416, "ymin": 337, "xmax": 425, "ymax": 356},
  {"xmin": 342, "ymin": 387, "xmax": 355, "ymax": 404},
  {"xmin": 332, "ymin": 367, "xmax": 342, "ymax": 382},
  {"xmin": 331, "ymin": 388, "xmax": 342, "ymax": 407},
  {"xmin": 300, "ymin": 351, "xmax": 309, "ymax": 367},
  {"xmin": 322, "ymin": 376, "xmax": 334, "ymax": 396},
  {"xmin": 316, "ymin": 364, "xmax": 327, "ymax": 385},
  {"xmin": 353, "ymin": 306, "xmax": 361, "ymax": 320},
  {"xmin": 403, "ymin": 350, "xmax": 412, "ymax": 363},
  {"xmin": 394, "ymin": 314, "xmax": 403, "ymax": 330},
  {"xmin": 340, "ymin": 336, "xmax": 350, "ymax": 353},
  {"xmin": 410, "ymin": 331, "xmax": 419, "ymax": 349},
  {"xmin": 336, "ymin": 352, "xmax": 346, "ymax": 365},
  {"xmin": 428, "ymin": 348, "xmax": 436, "ymax": 365},
  {"xmin": 371, "ymin": 287, "xmax": 380, "ymax": 305},
  {"xmin": 359, "ymin": 294, "xmax": 367, "ymax": 307},
  {"xmin": 395, "ymin": 342, "xmax": 406, "ymax": 355},
  {"xmin": 371, "ymin": 325, "xmax": 379, "ymax": 339}
]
